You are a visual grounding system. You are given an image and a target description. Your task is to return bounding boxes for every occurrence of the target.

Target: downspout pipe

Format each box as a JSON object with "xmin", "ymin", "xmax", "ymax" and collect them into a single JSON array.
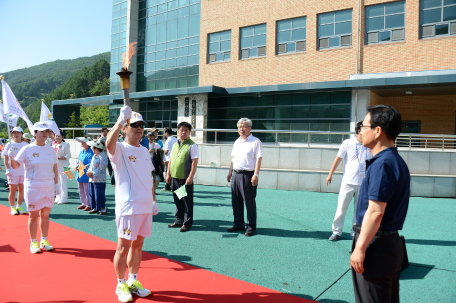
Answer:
[{"xmin": 355, "ymin": 0, "xmax": 361, "ymax": 125}]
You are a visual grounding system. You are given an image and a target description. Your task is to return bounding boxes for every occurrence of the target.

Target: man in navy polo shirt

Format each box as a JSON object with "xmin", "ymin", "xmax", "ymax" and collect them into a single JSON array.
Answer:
[{"xmin": 350, "ymin": 105, "xmax": 410, "ymax": 303}]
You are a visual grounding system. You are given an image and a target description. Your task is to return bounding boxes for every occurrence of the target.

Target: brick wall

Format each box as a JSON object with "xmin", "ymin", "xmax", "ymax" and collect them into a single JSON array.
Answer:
[
  {"xmin": 370, "ymin": 92, "xmax": 456, "ymax": 134},
  {"xmin": 199, "ymin": 0, "xmax": 456, "ymax": 88}
]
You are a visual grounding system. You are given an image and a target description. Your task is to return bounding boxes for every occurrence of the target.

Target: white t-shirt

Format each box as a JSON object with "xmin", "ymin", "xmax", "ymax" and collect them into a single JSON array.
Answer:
[
  {"xmin": 15, "ymin": 144, "xmax": 58, "ymax": 189},
  {"xmin": 164, "ymin": 136, "xmax": 178, "ymax": 162},
  {"xmin": 337, "ymin": 137, "xmax": 373, "ymax": 186},
  {"xmin": 148, "ymin": 142, "xmax": 161, "ymax": 161},
  {"xmin": 231, "ymin": 135, "xmax": 263, "ymax": 171},
  {"xmin": 3, "ymin": 141, "xmax": 28, "ymax": 176},
  {"xmin": 108, "ymin": 141, "xmax": 155, "ymax": 216}
]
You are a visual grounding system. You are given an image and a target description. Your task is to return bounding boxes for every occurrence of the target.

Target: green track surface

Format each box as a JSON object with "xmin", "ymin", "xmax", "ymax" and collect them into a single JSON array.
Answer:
[{"xmin": 1, "ymin": 166, "xmax": 455, "ymax": 302}]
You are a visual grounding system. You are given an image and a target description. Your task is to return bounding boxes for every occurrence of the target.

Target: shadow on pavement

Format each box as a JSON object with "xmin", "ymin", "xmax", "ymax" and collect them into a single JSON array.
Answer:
[
  {"xmin": 405, "ymin": 239, "xmax": 456, "ymax": 246},
  {"xmin": 400, "ymin": 263, "xmax": 435, "ymax": 280}
]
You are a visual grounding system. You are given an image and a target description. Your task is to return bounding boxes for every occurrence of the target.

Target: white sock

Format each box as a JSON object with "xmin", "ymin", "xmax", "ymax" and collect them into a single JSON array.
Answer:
[
  {"xmin": 11, "ymin": 206, "xmax": 15, "ymax": 209},
  {"xmin": 41, "ymin": 237, "xmax": 47, "ymax": 241},
  {"xmin": 101, "ymin": 208, "xmax": 106, "ymax": 212},
  {"xmin": 128, "ymin": 273, "xmax": 137, "ymax": 283},
  {"xmin": 31, "ymin": 239, "xmax": 37, "ymax": 244},
  {"xmin": 17, "ymin": 204, "xmax": 22, "ymax": 208},
  {"xmin": 118, "ymin": 278, "xmax": 126, "ymax": 285}
]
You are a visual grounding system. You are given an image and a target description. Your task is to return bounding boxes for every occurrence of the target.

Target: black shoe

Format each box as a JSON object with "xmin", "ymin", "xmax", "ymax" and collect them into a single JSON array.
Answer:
[
  {"xmin": 180, "ymin": 225, "xmax": 191, "ymax": 232},
  {"xmin": 168, "ymin": 223, "xmax": 183, "ymax": 228},
  {"xmin": 227, "ymin": 226, "xmax": 246, "ymax": 232},
  {"xmin": 245, "ymin": 229, "xmax": 256, "ymax": 237}
]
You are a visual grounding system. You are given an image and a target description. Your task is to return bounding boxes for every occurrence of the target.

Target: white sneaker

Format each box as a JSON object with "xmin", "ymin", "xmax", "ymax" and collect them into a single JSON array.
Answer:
[
  {"xmin": 16, "ymin": 206, "xmax": 27, "ymax": 214},
  {"xmin": 115, "ymin": 283, "xmax": 133, "ymax": 302},
  {"xmin": 128, "ymin": 280, "xmax": 152, "ymax": 297},
  {"xmin": 40, "ymin": 239, "xmax": 54, "ymax": 251},
  {"xmin": 10, "ymin": 207, "xmax": 18, "ymax": 215},
  {"xmin": 30, "ymin": 242, "xmax": 41, "ymax": 254}
]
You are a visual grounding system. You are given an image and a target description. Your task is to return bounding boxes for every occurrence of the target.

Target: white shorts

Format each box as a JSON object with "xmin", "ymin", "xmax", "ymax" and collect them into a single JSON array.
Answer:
[
  {"xmin": 116, "ymin": 213, "xmax": 153, "ymax": 241},
  {"xmin": 7, "ymin": 175, "xmax": 24, "ymax": 185},
  {"xmin": 25, "ymin": 188, "xmax": 54, "ymax": 211}
]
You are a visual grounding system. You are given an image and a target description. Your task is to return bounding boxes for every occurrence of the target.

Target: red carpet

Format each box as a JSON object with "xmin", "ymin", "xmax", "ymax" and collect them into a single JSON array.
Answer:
[{"xmin": 0, "ymin": 205, "xmax": 315, "ymax": 303}]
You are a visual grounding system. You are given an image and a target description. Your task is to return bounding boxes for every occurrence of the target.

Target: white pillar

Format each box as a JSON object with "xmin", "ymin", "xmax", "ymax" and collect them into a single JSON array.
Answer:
[
  {"xmin": 177, "ymin": 94, "xmax": 208, "ymax": 143},
  {"xmin": 127, "ymin": 0, "xmax": 139, "ymax": 92},
  {"xmin": 350, "ymin": 89, "xmax": 370, "ymax": 132}
]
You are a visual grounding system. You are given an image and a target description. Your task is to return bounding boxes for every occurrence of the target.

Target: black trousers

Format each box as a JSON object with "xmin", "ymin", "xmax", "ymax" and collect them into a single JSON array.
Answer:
[
  {"xmin": 107, "ymin": 158, "xmax": 115, "ymax": 186},
  {"xmin": 171, "ymin": 178, "xmax": 193, "ymax": 227},
  {"xmin": 164, "ymin": 162, "xmax": 171, "ymax": 190},
  {"xmin": 352, "ymin": 232, "xmax": 403, "ymax": 303},
  {"xmin": 231, "ymin": 171, "xmax": 257, "ymax": 230}
]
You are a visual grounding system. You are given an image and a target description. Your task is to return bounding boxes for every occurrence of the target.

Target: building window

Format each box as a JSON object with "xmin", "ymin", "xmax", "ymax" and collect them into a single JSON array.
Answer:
[
  {"xmin": 240, "ymin": 24, "xmax": 267, "ymax": 59},
  {"xmin": 318, "ymin": 10, "xmax": 353, "ymax": 49},
  {"xmin": 208, "ymin": 30, "xmax": 231, "ymax": 63},
  {"xmin": 366, "ymin": 1, "xmax": 405, "ymax": 44},
  {"xmin": 276, "ymin": 17, "xmax": 306, "ymax": 54},
  {"xmin": 420, "ymin": 0, "xmax": 456, "ymax": 38}
]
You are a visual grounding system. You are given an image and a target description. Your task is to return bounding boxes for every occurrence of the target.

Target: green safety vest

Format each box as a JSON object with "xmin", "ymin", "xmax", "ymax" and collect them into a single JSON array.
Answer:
[{"xmin": 170, "ymin": 138, "xmax": 195, "ymax": 179}]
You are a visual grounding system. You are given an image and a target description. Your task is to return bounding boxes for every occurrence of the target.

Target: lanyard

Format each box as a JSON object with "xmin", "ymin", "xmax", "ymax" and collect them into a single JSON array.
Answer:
[{"xmin": 355, "ymin": 143, "xmax": 367, "ymax": 163}]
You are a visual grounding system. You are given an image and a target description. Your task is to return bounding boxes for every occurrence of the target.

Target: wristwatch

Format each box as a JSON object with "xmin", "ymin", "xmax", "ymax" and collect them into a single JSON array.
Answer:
[{"xmin": 254, "ymin": 174, "xmax": 259, "ymax": 177}]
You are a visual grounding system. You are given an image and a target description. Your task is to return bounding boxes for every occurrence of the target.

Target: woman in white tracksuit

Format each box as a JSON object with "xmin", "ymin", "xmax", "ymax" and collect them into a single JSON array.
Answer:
[
  {"xmin": 53, "ymin": 131, "xmax": 71, "ymax": 204},
  {"xmin": 9, "ymin": 122, "xmax": 59, "ymax": 254}
]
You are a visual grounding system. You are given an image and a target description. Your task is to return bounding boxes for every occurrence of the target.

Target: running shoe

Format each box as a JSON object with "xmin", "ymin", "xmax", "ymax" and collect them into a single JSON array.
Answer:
[
  {"xmin": 128, "ymin": 280, "xmax": 152, "ymax": 297},
  {"xmin": 16, "ymin": 206, "xmax": 27, "ymax": 214},
  {"xmin": 115, "ymin": 283, "xmax": 133, "ymax": 302},
  {"xmin": 40, "ymin": 239, "xmax": 54, "ymax": 251},
  {"xmin": 329, "ymin": 233, "xmax": 341, "ymax": 241},
  {"xmin": 30, "ymin": 242, "xmax": 41, "ymax": 254},
  {"xmin": 10, "ymin": 207, "xmax": 18, "ymax": 215}
]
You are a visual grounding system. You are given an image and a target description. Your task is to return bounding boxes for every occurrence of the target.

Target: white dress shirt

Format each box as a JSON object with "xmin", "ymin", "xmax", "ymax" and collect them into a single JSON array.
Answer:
[{"xmin": 231, "ymin": 134, "xmax": 263, "ymax": 171}]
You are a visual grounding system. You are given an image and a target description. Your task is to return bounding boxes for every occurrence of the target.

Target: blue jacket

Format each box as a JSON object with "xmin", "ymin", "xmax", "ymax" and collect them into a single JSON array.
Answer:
[{"xmin": 76, "ymin": 148, "xmax": 94, "ymax": 183}]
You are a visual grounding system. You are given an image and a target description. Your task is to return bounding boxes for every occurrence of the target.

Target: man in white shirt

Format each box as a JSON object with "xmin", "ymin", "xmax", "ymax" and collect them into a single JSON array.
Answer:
[
  {"xmin": 326, "ymin": 122, "xmax": 373, "ymax": 241},
  {"xmin": 161, "ymin": 127, "xmax": 177, "ymax": 192},
  {"xmin": 227, "ymin": 118, "xmax": 263, "ymax": 237},
  {"xmin": 106, "ymin": 107, "xmax": 156, "ymax": 302}
]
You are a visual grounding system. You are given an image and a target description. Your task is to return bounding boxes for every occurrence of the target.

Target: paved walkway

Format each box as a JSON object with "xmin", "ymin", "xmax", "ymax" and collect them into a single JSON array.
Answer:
[{"xmin": 0, "ymin": 168, "xmax": 455, "ymax": 302}]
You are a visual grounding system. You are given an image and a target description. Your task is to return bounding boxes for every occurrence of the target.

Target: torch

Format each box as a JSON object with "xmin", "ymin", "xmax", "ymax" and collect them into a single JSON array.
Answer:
[{"xmin": 116, "ymin": 42, "xmax": 137, "ymax": 126}]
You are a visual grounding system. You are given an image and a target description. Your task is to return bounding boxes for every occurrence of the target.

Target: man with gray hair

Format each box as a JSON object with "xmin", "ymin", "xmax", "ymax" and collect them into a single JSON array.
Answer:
[{"xmin": 227, "ymin": 118, "xmax": 263, "ymax": 236}]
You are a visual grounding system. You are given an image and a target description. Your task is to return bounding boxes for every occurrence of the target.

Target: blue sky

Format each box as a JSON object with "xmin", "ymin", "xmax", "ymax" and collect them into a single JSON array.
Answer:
[{"xmin": 0, "ymin": 0, "xmax": 112, "ymax": 73}]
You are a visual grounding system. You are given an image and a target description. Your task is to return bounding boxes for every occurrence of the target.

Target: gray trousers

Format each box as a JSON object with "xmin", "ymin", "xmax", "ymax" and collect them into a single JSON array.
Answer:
[{"xmin": 231, "ymin": 171, "xmax": 257, "ymax": 230}]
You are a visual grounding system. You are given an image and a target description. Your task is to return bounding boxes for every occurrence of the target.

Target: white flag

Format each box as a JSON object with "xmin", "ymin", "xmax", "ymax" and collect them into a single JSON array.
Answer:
[
  {"xmin": 8, "ymin": 114, "xmax": 18, "ymax": 128},
  {"xmin": 1, "ymin": 78, "xmax": 34, "ymax": 132},
  {"xmin": 42, "ymin": 120, "xmax": 60, "ymax": 136},
  {"xmin": 40, "ymin": 100, "xmax": 54, "ymax": 122}
]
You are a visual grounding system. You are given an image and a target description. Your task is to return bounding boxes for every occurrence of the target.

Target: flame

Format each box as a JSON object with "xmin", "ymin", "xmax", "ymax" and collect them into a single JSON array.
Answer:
[{"xmin": 122, "ymin": 42, "xmax": 138, "ymax": 69}]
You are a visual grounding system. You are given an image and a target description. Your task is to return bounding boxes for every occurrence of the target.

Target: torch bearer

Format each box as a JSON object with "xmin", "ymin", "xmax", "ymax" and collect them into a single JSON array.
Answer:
[
  {"xmin": 116, "ymin": 68, "xmax": 133, "ymax": 126},
  {"xmin": 117, "ymin": 42, "xmax": 137, "ymax": 126}
]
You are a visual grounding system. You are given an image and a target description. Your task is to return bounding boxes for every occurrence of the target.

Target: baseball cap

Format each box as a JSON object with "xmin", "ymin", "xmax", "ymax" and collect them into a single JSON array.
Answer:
[
  {"xmin": 23, "ymin": 133, "xmax": 33, "ymax": 139},
  {"xmin": 130, "ymin": 112, "xmax": 145, "ymax": 124},
  {"xmin": 75, "ymin": 137, "xmax": 89, "ymax": 143},
  {"xmin": 33, "ymin": 122, "xmax": 52, "ymax": 132},
  {"xmin": 87, "ymin": 140, "xmax": 105, "ymax": 150},
  {"xmin": 12, "ymin": 126, "xmax": 23, "ymax": 133}
]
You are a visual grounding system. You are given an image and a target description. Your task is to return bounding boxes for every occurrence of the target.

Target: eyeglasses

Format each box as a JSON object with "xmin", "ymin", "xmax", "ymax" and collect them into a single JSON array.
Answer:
[
  {"xmin": 360, "ymin": 124, "xmax": 376, "ymax": 130},
  {"xmin": 130, "ymin": 122, "xmax": 145, "ymax": 129}
]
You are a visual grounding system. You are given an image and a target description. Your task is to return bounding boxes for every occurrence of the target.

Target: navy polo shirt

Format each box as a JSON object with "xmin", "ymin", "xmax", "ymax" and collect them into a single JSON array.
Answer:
[{"xmin": 356, "ymin": 147, "xmax": 410, "ymax": 232}]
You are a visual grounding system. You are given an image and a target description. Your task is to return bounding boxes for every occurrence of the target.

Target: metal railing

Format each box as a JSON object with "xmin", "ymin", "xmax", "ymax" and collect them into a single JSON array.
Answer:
[{"xmin": 60, "ymin": 128, "xmax": 456, "ymax": 151}]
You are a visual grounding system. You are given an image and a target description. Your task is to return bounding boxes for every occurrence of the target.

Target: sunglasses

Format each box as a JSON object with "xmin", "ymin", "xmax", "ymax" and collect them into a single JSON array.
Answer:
[{"xmin": 130, "ymin": 122, "xmax": 146, "ymax": 129}]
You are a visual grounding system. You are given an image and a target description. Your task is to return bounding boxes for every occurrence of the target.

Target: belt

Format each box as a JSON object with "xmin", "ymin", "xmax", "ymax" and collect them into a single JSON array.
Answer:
[
  {"xmin": 233, "ymin": 170, "xmax": 253, "ymax": 174},
  {"xmin": 353, "ymin": 225, "xmax": 398, "ymax": 237}
]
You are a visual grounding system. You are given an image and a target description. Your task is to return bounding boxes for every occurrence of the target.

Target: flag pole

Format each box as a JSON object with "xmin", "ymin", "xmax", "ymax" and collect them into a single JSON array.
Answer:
[{"xmin": 0, "ymin": 76, "xmax": 12, "ymax": 145}]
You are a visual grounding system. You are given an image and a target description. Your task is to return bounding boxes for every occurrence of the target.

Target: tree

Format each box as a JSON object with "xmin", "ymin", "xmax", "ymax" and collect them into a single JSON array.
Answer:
[
  {"xmin": 65, "ymin": 112, "xmax": 84, "ymax": 138},
  {"xmin": 80, "ymin": 106, "xmax": 109, "ymax": 126}
]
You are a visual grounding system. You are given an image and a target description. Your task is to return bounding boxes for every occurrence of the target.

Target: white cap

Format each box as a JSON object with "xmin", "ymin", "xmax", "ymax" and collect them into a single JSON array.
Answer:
[
  {"xmin": 87, "ymin": 140, "xmax": 105, "ymax": 150},
  {"xmin": 12, "ymin": 127, "xmax": 23, "ymax": 133},
  {"xmin": 130, "ymin": 112, "xmax": 145, "ymax": 124},
  {"xmin": 75, "ymin": 137, "xmax": 89, "ymax": 143},
  {"xmin": 23, "ymin": 133, "xmax": 33, "ymax": 139},
  {"xmin": 33, "ymin": 122, "xmax": 52, "ymax": 132}
]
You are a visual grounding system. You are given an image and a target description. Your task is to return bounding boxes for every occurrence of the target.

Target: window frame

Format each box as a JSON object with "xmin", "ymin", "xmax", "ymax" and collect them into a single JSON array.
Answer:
[
  {"xmin": 239, "ymin": 24, "xmax": 267, "ymax": 59},
  {"xmin": 208, "ymin": 30, "xmax": 231, "ymax": 63},
  {"xmin": 365, "ymin": 1, "xmax": 406, "ymax": 45},
  {"xmin": 317, "ymin": 9, "xmax": 353, "ymax": 50},
  {"xmin": 276, "ymin": 17, "xmax": 307, "ymax": 55},
  {"xmin": 420, "ymin": 0, "xmax": 456, "ymax": 38}
]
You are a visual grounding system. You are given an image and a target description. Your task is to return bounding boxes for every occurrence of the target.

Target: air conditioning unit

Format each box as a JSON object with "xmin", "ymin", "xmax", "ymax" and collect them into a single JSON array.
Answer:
[
  {"xmin": 392, "ymin": 29, "xmax": 405, "ymax": 40},
  {"xmin": 451, "ymin": 22, "xmax": 456, "ymax": 34},
  {"xmin": 341, "ymin": 35, "xmax": 352, "ymax": 46},
  {"xmin": 278, "ymin": 43, "xmax": 287, "ymax": 53},
  {"xmin": 367, "ymin": 32, "xmax": 379, "ymax": 43},
  {"xmin": 296, "ymin": 41, "xmax": 306, "ymax": 51},
  {"xmin": 241, "ymin": 49, "xmax": 249, "ymax": 58},
  {"xmin": 209, "ymin": 54, "xmax": 216, "ymax": 62},
  {"xmin": 319, "ymin": 38, "xmax": 329, "ymax": 48},
  {"xmin": 422, "ymin": 25, "xmax": 434, "ymax": 37},
  {"xmin": 258, "ymin": 46, "xmax": 266, "ymax": 56}
]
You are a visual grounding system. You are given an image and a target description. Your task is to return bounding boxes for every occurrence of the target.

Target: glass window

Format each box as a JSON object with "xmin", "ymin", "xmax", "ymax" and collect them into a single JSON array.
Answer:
[
  {"xmin": 365, "ymin": 1, "xmax": 405, "ymax": 44},
  {"xmin": 420, "ymin": 0, "xmax": 456, "ymax": 38},
  {"xmin": 318, "ymin": 9, "xmax": 352, "ymax": 49},
  {"xmin": 240, "ymin": 24, "xmax": 267, "ymax": 59},
  {"xmin": 276, "ymin": 17, "xmax": 306, "ymax": 54},
  {"xmin": 208, "ymin": 30, "xmax": 231, "ymax": 63}
]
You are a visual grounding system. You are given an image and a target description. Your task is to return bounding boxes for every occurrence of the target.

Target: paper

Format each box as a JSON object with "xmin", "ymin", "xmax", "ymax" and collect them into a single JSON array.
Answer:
[
  {"xmin": 78, "ymin": 161, "xmax": 85, "ymax": 178},
  {"xmin": 63, "ymin": 170, "xmax": 75, "ymax": 180},
  {"xmin": 209, "ymin": 162, "xmax": 220, "ymax": 167},
  {"xmin": 174, "ymin": 184, "xmax": 187, "ymax": 200}
]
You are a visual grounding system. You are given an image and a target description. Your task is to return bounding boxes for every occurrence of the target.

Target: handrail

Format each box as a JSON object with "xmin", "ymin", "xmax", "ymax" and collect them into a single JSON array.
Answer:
[{"xmin": 60, "ymin": 128, "xmax": 456, "ymax": 150}]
